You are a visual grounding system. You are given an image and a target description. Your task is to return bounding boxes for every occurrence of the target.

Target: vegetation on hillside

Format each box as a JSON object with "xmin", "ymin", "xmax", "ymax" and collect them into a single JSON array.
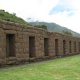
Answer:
[
  {"xmin": 0, "ymin": 10, "xmax": 28, "ymax": 25},
  {"xmin": 34, "ymin": 25, "xmax": 47, "ymax": 30},
  {"xmin": 30, "ymin": 22, "xmax": 80, "ymax": 37},
  {"xmin": 62, "ymin": 30, "xmax": 73, "ymax": 36}
]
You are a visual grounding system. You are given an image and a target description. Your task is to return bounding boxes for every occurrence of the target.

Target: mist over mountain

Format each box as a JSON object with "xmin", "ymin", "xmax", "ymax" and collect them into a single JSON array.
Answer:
[{"xmin": 30, "ymin": 22, "xmax": 80, "ymax": 38}]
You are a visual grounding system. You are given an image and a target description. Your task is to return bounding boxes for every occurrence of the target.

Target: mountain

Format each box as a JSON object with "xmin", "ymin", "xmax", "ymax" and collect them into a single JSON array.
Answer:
[
  {"xmin": 30, "ymin": 22, "xmax": 80, "ymax": 38},
  {"xmin": 0, "ymin": 10, "xmax": 28, "ymax": 25},
  {"xmin": 0, "ymin": 10, "xmax": 80, "ymax": 37}
]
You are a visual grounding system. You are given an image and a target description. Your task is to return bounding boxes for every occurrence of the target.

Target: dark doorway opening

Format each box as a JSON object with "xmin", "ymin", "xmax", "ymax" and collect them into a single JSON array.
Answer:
[
  {"xmin": 74, "ymin": 41, "xmax": 76, "ymax": 52},
  {"xmin": 29, "ymin": 36, "xmax": 35, "ymax": 58},
  {"xmin": 55, "ymin": 39, "xmax": 58, "ymax": 56},
  {"xmin": 6, "ymin": 34, "xmax": 15, "ymax": 57},
  {"xmin": 69, "ymin": 41, "xmax": 72, "ymax": 53},
  {"xmin": 63, "ymin": 40, "xmax": 66, "ymax": 55},
  {"xmin": 79, "ymin": 42, "xmax": 80, "ymax": 52},
  {"xmin": 44, "ymin": 38, "xmax": 49, "ymax": 56}
]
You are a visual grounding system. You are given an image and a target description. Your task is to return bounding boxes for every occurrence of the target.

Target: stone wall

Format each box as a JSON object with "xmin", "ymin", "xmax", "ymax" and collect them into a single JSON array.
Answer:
[{"xmin": 0, "ymin": 20, "xmax": 80, "ymax": 65}]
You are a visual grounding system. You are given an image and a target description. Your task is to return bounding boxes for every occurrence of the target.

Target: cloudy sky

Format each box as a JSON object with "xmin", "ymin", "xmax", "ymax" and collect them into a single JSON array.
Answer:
[{"xmin": 0, "ymin": 0, "xmax": 80, "ymax": 33}]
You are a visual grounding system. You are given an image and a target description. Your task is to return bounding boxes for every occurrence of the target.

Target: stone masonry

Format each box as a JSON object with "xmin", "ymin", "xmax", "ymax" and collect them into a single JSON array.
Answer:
[{"xmin": 0, "ymin": 20, "xmax": 80, "ymax": 65}]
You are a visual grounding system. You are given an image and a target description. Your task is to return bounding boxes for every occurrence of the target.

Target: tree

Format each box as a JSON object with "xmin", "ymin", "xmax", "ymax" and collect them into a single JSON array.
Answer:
[
  {"xmin": 34, "ymin": 25, "xmax": 47, "ymax": 30},
  {"xmin": 62, "ymin": 30, "xmax": 72, "ymax": 36},
  {"xmin": 12, "ymin": 13, "xmax": 16, "ymax": 16}
]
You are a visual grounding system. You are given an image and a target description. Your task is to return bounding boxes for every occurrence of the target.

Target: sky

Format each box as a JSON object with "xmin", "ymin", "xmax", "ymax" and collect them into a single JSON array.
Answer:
[{"xmin": 0, "ymin": 0, "xmax": 80, "ymax": 33}]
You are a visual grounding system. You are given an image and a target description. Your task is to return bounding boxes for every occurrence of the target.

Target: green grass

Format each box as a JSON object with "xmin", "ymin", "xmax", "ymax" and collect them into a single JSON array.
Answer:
[
  {"xmin": 0, "ymin": 10, "xmax": 28, "ymax": 26},
  {"xmin": 0, "ymin": 55, "xmax": 80, "ymax": 80}
]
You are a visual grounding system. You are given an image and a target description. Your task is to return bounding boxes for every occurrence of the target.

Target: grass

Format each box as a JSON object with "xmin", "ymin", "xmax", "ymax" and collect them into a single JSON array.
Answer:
[
  {"xmin": 0, "ymin": 10, "xmax": 28, "ymax": 26},
  {"xmin": 0, "ymin": 55, "xmax": 80, "ymax": 80}
]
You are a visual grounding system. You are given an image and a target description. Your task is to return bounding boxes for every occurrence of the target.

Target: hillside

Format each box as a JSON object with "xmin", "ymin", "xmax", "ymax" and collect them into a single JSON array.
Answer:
[
  {"xmin": 0, "ymin": 10, "xmax": 28, "ymax": 25},
  {"xmin": 30, "ymin": 22, "xmax": 80, "ymax": 37},
  {"xmin": 0, "ymin": 9, "xmax": 80, "ymax": 37}
]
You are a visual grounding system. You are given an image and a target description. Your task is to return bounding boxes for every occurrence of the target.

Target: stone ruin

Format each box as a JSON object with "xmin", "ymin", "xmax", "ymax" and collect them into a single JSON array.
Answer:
[{"xmin": 0, "ymin": 20, "xmax": 80, "ymax": 65}]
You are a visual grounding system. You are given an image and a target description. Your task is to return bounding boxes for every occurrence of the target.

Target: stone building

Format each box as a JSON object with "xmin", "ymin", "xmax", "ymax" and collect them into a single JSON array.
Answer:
[{"xmin": 0, "ymin": 20, "xmax": 80, "ymax": 65}]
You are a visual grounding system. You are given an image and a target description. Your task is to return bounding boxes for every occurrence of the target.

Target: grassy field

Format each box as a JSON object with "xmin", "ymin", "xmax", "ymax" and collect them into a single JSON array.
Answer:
[{"xmin": 0, "ymin": 55, "xmax": 80, "ymax": 80}]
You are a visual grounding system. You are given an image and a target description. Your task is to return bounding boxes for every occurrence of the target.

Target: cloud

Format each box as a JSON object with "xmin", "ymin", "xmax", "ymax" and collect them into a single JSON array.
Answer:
[
  {"xmin": 48, "ymin": 0, "xmax": 80, "ymax": 33},
  {"xmin": 0, "ymin": 0, "xmax": 59, "ymax": 19},
  {"xmin": 49, "ymin": 0, "xmax": 75, "ymax": 16},
  {"xmin": 0, "ymin": 0, "xmax": 80, "ymax": 33}
]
